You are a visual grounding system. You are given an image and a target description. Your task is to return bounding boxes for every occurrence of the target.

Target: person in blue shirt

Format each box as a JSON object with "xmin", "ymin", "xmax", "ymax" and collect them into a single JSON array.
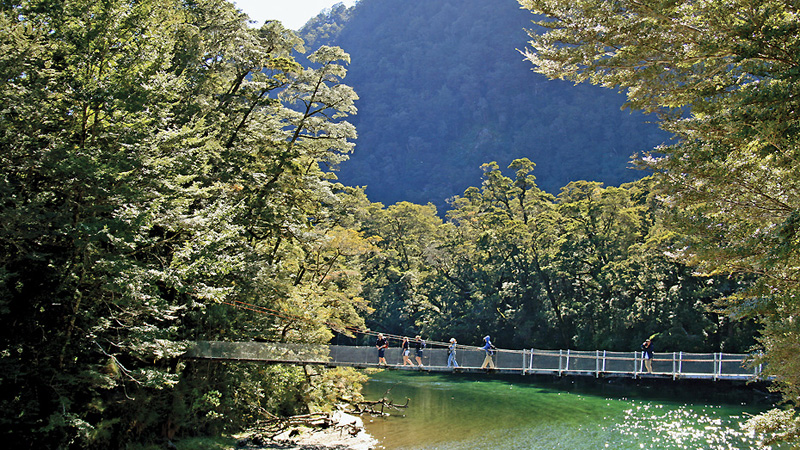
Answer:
[
  {"xmin": 447, "ymin": 338, "xmax": 459, "ymax": 368},
  {"xmin": 480, "ymin": 335, "xmax": 496, "ymax": 369}
]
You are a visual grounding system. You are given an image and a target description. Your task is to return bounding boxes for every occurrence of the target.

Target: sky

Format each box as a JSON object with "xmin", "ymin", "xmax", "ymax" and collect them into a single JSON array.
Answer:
[{"xmin": 232, "ymin": 0, "xmax": 358, "ymax": 30}]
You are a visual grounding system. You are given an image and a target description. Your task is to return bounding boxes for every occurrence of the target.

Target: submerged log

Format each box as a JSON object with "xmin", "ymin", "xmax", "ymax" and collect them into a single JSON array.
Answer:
[{"xmin": 350, "ymin": 390, "xmax": 410, "ymax": 416}]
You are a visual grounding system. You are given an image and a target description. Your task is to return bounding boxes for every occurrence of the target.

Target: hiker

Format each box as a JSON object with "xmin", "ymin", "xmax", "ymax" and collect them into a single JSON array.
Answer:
[
  {"xmin": 376, "ymin": 333, "xmax": 389, "ymax": 365},
  {"xmin": 401, "ymin": 337, "xmax": 413, "ymax": 365},
  {"xmin": 447, "ymin": 338, "xmax": 459, "ymax": 368},
  {"xmin": 641, "ymin": 337, "xmax": 654, "ymax": 373},
  {"xmin": 480, "ymin": 335, "xmax": 496, "ymax": 369},
  {"xmin": 414, "ymin": 335, "xmax": 426, "ymax": 367}
]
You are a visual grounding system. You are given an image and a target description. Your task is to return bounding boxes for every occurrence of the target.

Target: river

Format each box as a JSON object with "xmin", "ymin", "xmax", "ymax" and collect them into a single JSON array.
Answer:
[{"xmin": 362, "ymin": 371, "xmax": 780, "ymax": 449}]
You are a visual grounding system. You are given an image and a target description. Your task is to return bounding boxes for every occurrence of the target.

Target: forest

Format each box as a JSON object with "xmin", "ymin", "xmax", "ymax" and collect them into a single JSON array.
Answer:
[
  {"xmin": 1, "ymin": 0, "xmax": 799, "ymax": 449},
  {"xmin": 344, "ymin": 168, "xmax": 757, "ymax": 353},
  {"xmin": 299, "ymin": 0, "xmax": 669, "ymax": 211}
]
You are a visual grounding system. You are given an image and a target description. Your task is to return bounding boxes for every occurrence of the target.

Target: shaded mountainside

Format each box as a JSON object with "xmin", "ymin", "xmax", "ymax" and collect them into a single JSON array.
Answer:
[{"xmin": 301, "ymin": 0, "xmax": 669, "ymax": 210}]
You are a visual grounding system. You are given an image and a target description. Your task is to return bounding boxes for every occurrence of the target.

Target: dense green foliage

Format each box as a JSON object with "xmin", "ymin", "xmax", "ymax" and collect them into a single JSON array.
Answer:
[
  {"xmin": 300, "ymin": 0, "xmax": 668, "ymax": 210},
  {"xmin": 0, "ymin": 0, "xmax": 784, "ymax": 448},
  {"xmin": 347, "ymin": 162, "xmax": 756, "ymax": 352},
  {"xmin": 0, "ymin": 0, "xmax": 369, "ymax": 448},
  {"xmin": 518, "ymin": 0, "xmax": 800, "ymax": 443}
]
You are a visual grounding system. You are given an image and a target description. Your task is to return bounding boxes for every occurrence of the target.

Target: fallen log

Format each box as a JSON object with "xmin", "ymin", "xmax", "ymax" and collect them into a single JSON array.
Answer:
[{"xmin": 350, "ymin": 390, "xmax": 410, "ymax": 416}]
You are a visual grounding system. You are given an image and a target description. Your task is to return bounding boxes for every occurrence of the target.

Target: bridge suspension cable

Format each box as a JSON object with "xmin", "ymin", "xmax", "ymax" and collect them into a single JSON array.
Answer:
[{"xmin": 220, "ymin": 298, "xmax": 485, "ymax": 351}]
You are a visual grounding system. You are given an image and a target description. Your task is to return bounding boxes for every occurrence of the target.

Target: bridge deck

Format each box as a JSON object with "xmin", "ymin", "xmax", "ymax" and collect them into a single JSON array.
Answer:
[{"xmin": 186, "ymin": 342, "xmax": 764, "ymax": 382}]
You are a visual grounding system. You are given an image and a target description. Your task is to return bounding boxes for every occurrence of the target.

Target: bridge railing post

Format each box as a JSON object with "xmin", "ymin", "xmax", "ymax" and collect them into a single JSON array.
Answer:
[
  {"xmin": 595, "ymin": 350, "xmax": 598, "ymax": 377},
  {"xmin": 672, "ymin": 352, "xmax": 676, "ymax": 380},
  {"xmin": 522, "ymin": 349, "xmax": 527, "ymax": 374},
  {"xmin": 754, "ymin": 350, "xmax": 764, "ymax": 379},
  {"xmin": 558, "ymin": 349, "xmax": 563, "ymax": 376},
  {"xmin": 633, "ymin": 351, "xmax": 639, "ymax": 378},
  {"xmin": 755, "ymin": 352, "xmax": 762, "ymax": 378},
  {"xmin": 602, "ymin": 350, "xmax": 607, "ymax": 373},
  {"xmin": 529, "ymin": 348, "xmax": 534, "ymax": 373},
  {"xmin": 595, "ymin": 350, "xmax": 599, "ymax": 378}
]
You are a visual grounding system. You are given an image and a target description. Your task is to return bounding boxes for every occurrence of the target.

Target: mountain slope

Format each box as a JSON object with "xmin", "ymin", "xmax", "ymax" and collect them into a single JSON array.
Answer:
[{"xmin": 302, "ymin": 0, "xmax": 668, "ymax": 209}]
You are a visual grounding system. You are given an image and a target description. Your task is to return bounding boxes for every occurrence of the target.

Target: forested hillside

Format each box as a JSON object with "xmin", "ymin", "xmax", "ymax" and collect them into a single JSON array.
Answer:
[{"xmin": 301, "ymin": 0, "xmax": 668, "ymax": 209}]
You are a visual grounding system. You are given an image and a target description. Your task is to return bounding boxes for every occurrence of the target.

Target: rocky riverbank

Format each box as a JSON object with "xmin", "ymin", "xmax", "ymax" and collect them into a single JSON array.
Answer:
[{"xmin": 235, "ymin": 411, "xmax": 378, "ymax": 450}]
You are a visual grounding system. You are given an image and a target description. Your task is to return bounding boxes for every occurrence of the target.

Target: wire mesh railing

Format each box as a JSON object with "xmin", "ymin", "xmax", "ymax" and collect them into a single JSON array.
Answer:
[
  {"xmin": 526, "ymin": 349, "xmax": 761, "ymax": 380},
  {"xmin": 187, "ymin": 340, "xmax": 331, "ymax": 363},
  {"xmin": 186, "ymin": 342, "xmax": 763, "ymax": 381}
]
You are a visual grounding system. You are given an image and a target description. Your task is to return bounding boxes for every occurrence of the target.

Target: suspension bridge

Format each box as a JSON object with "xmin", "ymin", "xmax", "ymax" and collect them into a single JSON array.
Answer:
[
  {"xmin": 185, "ymin": 340, "xmax": 764, "ymax": 382},
  {"xmin": 196, "ymin": 300, "xmax": 765, "ymax": 382}
]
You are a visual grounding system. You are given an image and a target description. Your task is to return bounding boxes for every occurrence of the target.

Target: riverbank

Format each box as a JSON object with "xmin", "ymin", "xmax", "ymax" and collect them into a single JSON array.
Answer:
[{"xmin": 236, "ymin": 411, "xmax": 377, "ymax": 450}]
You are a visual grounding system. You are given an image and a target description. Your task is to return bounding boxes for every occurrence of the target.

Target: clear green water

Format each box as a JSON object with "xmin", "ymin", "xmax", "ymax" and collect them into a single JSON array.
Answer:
[{"xmin": 362, "ymin": 371, "xmax": 780, "ymax": 450}]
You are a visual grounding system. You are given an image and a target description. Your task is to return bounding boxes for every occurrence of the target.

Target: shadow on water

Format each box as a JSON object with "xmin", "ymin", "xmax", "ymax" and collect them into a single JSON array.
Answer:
[{"xmin": 362, "ymin": 371, "xmax": 783, "ymax": 450}]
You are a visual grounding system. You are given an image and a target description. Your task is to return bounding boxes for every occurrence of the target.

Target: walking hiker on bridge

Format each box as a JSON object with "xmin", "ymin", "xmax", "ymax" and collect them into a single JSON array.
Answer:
[
  {"xmin": 401, "ymin": 336, "xmax": 413, "ymax": 365},
  {"xmin": 414, "ymin": 335, "xmax": 426, "ymax": 368},
  {"xmin": 480, "ymin": 335, "xmax": 496, "ymax": 369},
  {"xmin": 447, "ymin": 338, "xmax": 459, "ymax": 368},
  {"xmin": 376, "ymin": 333, "xmax": 389, "ymax": 365},
  {"xmin": 641, "ymin": 337, "xmax": 654, "ymax": 373}
]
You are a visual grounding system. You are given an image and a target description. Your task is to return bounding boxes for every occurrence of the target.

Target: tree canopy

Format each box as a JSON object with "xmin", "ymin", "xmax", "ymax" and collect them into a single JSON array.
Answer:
[
  {"xmin": 518, "ymin": 0, "xmax": 800, "ymax": 443},
  {"xmin": 352, "ymin": 161, "xmax": 755, "ymax": 354}
]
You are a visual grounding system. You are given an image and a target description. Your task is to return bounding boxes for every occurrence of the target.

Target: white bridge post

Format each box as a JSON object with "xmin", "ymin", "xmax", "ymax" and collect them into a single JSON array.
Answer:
[
  {"xmin": 522, "ymin": 349, "xmax": 527, "ymax": 374},
  {"xmin": 530, "ymin": 349, "xmax": 534, "ymax": 373},
  {"xmin": 672, "ymin": 352, "xmax": 676, "ymax": 380},
  {"xmin": 595, "ymin": 350, "xmax": 600, "ymax": 378}
]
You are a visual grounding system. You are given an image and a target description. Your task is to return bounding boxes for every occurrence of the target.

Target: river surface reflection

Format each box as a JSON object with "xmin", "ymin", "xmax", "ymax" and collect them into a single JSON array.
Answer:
[{"xmin": 362, "ymin": 371, "xmax": 781, "ymax": 450}]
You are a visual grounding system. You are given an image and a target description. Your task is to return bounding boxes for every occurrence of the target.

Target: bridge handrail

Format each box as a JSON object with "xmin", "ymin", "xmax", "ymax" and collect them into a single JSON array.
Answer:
[
  {"xmin": 528, "ymin": 349, "xmax": 751, "ymax": 363},
  {"xmin": 525, "ymin": 348, "xmax": 762, "ymax": 380}
]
